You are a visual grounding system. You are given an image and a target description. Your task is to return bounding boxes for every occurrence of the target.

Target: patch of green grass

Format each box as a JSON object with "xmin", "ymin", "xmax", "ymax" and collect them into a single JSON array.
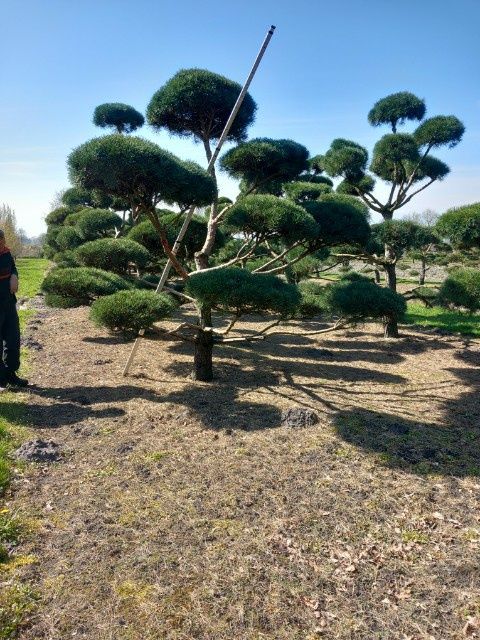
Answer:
[
  {"xmin": 0, "ymin": 396, "xmax": 28, "ymax": 495},
  {"xmin": 0, "ymin": 584, "xmax": 38, "ymax": 640},
  {"xmin": 15, "ymin": 258, "xmax": 49, "ymax": 299},
  {"xmin": 401, "ymin": 529, "xmax": 430, "ymax": 544},
  {"xmin": 404, "ymin": 303, "xmax": 480, "ymax": 336},
  {"xmin": 0, "ymin": 258, "xmax": 46, "ymax": 635},
  {"xmin": 0, "ymin": 511, "xmax": 24, "ymax": 547}
]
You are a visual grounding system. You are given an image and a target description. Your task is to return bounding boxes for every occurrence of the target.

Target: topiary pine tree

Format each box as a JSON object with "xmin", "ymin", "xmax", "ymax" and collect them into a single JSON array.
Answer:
[
  {"xmin": 60, "ymin": 69, "xmax": 405, "ymax": 381},
  {"xmin": 321, "ymin": 91, "xmax": 465, "ymax": 336},
  {"xmin": 147, "ymin": 68, "xmax": 257, "ymax": 270},
  {"xmin": 93, "ymin": 103, "xmax": 145, "ymax": 134}
]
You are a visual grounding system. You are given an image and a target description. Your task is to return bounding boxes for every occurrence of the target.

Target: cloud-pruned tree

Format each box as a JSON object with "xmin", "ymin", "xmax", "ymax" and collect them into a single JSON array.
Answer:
[
  {"xmin": 43, "ymin": 68, "xmax": 407, "ymax": 382},
  {"xmin": 321, "ymin": 91, "xmax": 464, "ymax": 336}
]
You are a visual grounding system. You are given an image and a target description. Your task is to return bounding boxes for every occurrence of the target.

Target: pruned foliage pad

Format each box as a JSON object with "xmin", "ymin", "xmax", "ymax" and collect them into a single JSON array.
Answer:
[
  {"xmin": 186, "ymin": 267, "xmax": 301, "ymax": 316},
  {"xmin": 75, "ymin": 238, "xmax": 151, "ymax": 274},
  {"xmin": 42, "ymin": 267, "xmax": 133, "ymax": 307},
  {"xmin": 299, "ymin": 274, "xmax": 407, "ymax": 320},
  {"xmin": 90, "ymin": 289, "xmax": 176, "ymax": 338}
]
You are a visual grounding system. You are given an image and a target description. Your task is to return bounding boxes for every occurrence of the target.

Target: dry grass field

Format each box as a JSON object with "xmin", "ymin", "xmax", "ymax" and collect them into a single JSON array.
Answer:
[{"xmin": 4, "ymin": 303, "xmax": 480, "ymax": 639}]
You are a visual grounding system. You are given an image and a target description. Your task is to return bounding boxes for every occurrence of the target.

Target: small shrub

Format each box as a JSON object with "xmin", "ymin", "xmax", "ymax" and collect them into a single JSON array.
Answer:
[
  {"xmin": 42, "ymin": 267, "xmax": 132, "ymax": 307},
  {"xmin": 298, "ymin": 281, "xmax": 329, "ymax": 317},
  {"xmin": 44, "ymin": 292, "xmax": 88, "ymax": 308},
  {"xmin": 75, "ymin": 238, "xmax": 150, "ymax": 273},
  {"xmin": 328, "ymin": 274, "xmax": 407, "ymax": 319},
  {"xmin": 409, "ymin": 269, "xmax": 419, "ymax": 277},
  {"xmin": 439, "ymin": 268, "xmax": 480, "ymax": 312},
  {"xmin": 90, "ymin": 289, "xmax": 176, "ymax": 337}
]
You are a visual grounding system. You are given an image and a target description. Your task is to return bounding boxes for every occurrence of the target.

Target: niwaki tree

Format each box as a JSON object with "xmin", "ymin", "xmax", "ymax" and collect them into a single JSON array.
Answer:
[
  {"xmin": 321, "ymin": 91, "xmax": 465, "ymax": 336},
  {"xmin": 147, "ymin": 68, "xmax": 257, "ymax": 270},
  {"xmin": 46, "ymin": 69, "xmax": 405, "ymax": 382}
]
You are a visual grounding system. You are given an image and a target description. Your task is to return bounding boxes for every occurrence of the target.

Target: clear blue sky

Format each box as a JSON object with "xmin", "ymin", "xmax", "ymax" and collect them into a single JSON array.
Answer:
[{"xmin": 1, "ymin": 0, "xmax": 479, "ymax": 235}]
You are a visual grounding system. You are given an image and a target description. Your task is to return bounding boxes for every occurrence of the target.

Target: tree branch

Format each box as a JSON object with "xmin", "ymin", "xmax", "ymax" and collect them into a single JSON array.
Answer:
[{"xmin": 147, "ymin": 210, "xmax": 189, "ymax": 279}]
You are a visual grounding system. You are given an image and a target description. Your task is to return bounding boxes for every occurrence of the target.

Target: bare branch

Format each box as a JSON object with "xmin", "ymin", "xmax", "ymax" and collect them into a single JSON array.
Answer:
[
  {"xmin": 162, "ymin": 286, "xmax": 197, "ymax": 303},
  {"xmin": 252, "ymin": 240, "xmax": 302, "ymax": 273},
  {"xmin": 255, "ymin": 248, "xmax": 311, "ymax": 275},
  {"xmin": 396, "ymin": 178, "xmax": 436, "ymax": 209}
]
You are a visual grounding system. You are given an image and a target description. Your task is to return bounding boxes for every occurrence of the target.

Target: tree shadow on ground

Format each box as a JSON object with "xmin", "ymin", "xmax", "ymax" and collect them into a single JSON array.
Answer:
[
  {"xmin": 27, "ymin": 384, "xmax": 161, "ymax": 406},
  {"xmin": 26, "ymin": 381, "xmax": 282, "ymax": 432},
  {"xmin": 333, "ymin": 343, "xmax": 480, "ymax": 477},
  {"xmin": 164, "ymin": 338, "xmax": 409, "ymax": 385},
  {"xmin": 333, "ymin": 407, "xmax": 480, "ymax": 477},
  {"xmin": 82, "ymin": 336, "xmax": 127, "ymax": 345},
  {"xmin": 2, "ymin": 400, "xmax": 125, "ymax": 430}
]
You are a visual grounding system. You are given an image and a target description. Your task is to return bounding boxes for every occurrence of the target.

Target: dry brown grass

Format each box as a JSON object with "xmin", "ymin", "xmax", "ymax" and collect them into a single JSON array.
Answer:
[{"xmin": 5, "ymin": 305, "xmax": 480, "ymax": 639}]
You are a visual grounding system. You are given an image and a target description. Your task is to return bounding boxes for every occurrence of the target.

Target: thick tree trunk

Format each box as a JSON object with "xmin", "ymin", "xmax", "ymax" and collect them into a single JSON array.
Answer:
[
  {"xmin": 374, "ymin": 268, "xmax": 381, "ymax": 284},
  {"xmin": 193, "ymin": 331, "xmax": 214, "ymax": 381},
  {"xmin": 419, "ymin": 258, "xmax": 426, "ymax": 286},
  {"xmin": 192, "ymin": 306, "xmax": 214, "ymax": 381},
  {"xmin": 383, "ymin": 244, "xmax": 399, "ymax": 338}
]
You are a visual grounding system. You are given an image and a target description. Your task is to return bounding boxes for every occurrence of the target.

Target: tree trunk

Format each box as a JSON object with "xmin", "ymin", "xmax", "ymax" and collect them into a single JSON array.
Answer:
[
  {"xmin": 193, "ymin": 330, "xmax": 214, "ymax": 381},
  {"xmin": 419, "ymin": 258, "xmax": 426, "ymax": 285},
  {"xmin": 374, "ymin": 268, "xmax": 381, "ymax": 284},
  {"xmin": 193, "ymin": 306, "xmax": 214, "ymax": 381},
  {"xmin": 193, "ymin": 137, "xmax": 219, "ymax": 270},
  {"xmin": 383, "ymin": 244, "xmax": 399, "ymax": 338}
]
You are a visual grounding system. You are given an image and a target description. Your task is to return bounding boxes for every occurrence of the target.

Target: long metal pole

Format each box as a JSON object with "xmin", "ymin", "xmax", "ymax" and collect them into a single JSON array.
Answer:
[{"xmin": 123, "ymin": 25, "xmax": 276, "ymax": 377}]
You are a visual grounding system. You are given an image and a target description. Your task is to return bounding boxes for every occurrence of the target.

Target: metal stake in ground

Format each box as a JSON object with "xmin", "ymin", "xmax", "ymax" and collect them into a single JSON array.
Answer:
[{"xmin": 123, "ymin": 25, "xmax": 276, "ymax": 377}]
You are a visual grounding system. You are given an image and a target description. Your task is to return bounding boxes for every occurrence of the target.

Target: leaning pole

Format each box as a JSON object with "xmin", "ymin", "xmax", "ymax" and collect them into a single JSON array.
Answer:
[{"xmin": 123, "ymin": 24, "xmax": 276, "ymax": 377}]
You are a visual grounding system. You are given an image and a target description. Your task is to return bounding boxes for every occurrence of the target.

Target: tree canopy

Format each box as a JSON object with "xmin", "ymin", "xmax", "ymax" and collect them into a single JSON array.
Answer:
[
  {"xmin": 68, "ymin": 135, "xmax": 216, "ymax": 210},
  {"xmin": 220, "ymin": 138, "xmax": 309, "ymax": 194},
  {"xmin": 185, "ymin": 267, "xmax": 301, "ymax": 317},
  {"xmin": 368, "ymin": 92, "xmax": 426, "ymax": 133},
  {"xmin": 93, "ymin": 103, "xmax": 145, "ymax": 134},
  {"xmin": 146, "ymin": 68, "xmax": 256, "ymax": 144},
  {"xmin": 223, "ymin": 194, "xmax": 318, "ymax": 243},
  {"xmin": 436, "ymin": 203, "xmax": 480, "ymax": 248}
]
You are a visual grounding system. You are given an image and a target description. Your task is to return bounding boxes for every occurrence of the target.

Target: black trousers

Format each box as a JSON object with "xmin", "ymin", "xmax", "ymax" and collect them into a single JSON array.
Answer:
[{"xmin": 0, "ymin": 300, "xmax": 20, "ymax": 373}]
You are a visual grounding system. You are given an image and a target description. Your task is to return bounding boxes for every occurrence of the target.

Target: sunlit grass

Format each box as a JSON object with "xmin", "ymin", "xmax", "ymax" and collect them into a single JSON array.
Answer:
[
  {"xmin": 404, "ymin": 303, "xmax": 480, "ymax": 337},
  {"xmin": 15, "ymin": 258, "xmax": 49, "ymax": 299}
]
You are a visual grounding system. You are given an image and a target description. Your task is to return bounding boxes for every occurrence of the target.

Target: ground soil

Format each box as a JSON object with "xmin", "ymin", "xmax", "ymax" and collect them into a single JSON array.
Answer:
[{"xmin": 7, "ymin": 303, "xmax": 480, "ymax": 639}]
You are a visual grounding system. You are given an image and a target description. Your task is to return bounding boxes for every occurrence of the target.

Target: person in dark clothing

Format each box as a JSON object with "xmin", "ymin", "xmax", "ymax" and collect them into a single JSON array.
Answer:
[{"xmin": 0, "ymin": 229, "xmax": 28, "ymax": 388}]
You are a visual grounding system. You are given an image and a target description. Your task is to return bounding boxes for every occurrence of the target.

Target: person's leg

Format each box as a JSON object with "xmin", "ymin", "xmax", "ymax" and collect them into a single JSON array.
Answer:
[
  {"xmin": 0, "ymin": 309, "xmax": 6, "ymax": 384},
  {"xmin": 3, "ymin": 305, "xmax": 27, "ymax": 387}
]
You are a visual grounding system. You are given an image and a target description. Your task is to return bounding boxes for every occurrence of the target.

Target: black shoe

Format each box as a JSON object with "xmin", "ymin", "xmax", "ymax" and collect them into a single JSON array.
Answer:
[{"xmin": 6, "ymin": 371, "xmax": 29, "ymax": 387}]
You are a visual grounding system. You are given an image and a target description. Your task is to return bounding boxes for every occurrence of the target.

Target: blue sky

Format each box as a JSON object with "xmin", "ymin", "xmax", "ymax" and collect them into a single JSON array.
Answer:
[{"xmin": 1, "ymin": 0, "xmax": 479, "ymax": 235}]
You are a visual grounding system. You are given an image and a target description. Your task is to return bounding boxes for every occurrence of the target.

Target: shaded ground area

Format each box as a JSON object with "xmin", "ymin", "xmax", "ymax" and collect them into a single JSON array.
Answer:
[{"xmin": 7, "ymin": 305, "xmax": 480, "ymax": 639}]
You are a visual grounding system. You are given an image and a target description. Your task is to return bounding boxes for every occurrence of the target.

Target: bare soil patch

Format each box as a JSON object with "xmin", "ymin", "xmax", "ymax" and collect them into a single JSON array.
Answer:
[{"xmin": 7, "ymin": 305, "xmax": 480, "ymax": 639}]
